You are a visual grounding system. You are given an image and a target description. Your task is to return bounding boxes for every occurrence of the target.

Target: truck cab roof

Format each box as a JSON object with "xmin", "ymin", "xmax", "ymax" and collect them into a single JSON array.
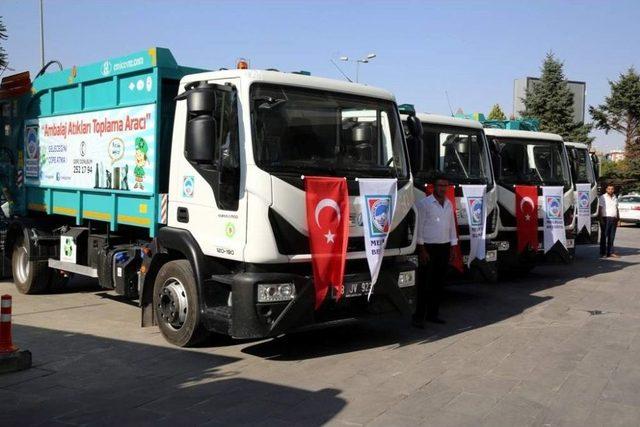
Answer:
[
  {"xmin": 483, "ymin": 128, "xmax": 563, "ymax": 142},
  {"xmin": 399, "ymin": 112, "xmax": 484, "ymax": 130},
  {"xmin": 415, "ymin": 113, "xmax": 484, "ymax": 129},
  {"xmin": 179, "ymin": 69, "xmax": 397, "ymax": 101},
  {"xmin": 564, "ymin": 141, "xmax": 589, "ymax": 149}
]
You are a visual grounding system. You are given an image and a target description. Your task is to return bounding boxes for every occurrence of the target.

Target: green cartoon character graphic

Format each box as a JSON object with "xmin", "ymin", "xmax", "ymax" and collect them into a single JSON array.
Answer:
[{"xmin": 134, "ymin": 137, "xmax": 149, "ymax": 190}]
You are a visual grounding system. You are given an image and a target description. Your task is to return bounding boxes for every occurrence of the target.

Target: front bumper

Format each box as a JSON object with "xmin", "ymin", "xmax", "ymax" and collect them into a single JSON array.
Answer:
[
  {"xmin": 217, "ymin": 261, "xmax": 416, "ymax": 339},
  {"xmin": 494, "ymin": 230, "xmax": 575, "ymax": 269},
  {"xmin": 576, "ymin": 221, "xmax": 599, "ymax": 245},
  {"xmin": 450, "ymin": 240, "xmax": 498, "ymax": 283}
]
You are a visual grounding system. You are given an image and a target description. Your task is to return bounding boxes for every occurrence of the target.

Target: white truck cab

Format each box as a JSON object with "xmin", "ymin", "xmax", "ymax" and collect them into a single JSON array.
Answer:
[
  {"xmin": 565, "ymin": 141, "xmax": 599, "ymax": 243},
  {"xmin": 485, "ymin": 128, "xmax": 575, "ymax": 273},
  {"xmin": 152, "ymin": 70, "xmax": 418, "ymax": 345},
  {"xmin": 403, "ymin": 113, "xmax": 498, "ymax": 281}
]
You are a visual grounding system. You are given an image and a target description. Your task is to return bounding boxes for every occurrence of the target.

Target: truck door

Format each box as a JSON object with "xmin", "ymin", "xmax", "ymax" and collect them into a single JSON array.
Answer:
[{"xmin": 168, "ymin": 78, "xmax": 246, "ymax": 261}]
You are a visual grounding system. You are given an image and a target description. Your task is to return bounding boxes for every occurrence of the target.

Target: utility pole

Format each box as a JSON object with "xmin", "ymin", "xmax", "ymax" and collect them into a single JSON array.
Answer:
[{"xmin": 40, "ymin": 0, "xmax": 45, "ymax": 68}]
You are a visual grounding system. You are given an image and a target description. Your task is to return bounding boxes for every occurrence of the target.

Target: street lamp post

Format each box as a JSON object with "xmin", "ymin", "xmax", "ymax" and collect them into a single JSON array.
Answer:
[
  {"xmin": 340, "ymin": 53, "xmax": 376, "ymax": 83},
  {"xmin": 40, "ymin": 0, "xmax": 45, "ymax": 68}
]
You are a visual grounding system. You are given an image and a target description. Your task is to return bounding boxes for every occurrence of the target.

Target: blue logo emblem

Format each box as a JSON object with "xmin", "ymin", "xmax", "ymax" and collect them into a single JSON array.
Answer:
[
  {"xmin": 468, "ymin": 197, "xmax": 484, "ymax": 226},
  {"xmin": 546, "ymin": 195, "xmax": 562, "ymax": 219},
  {"xmin": 578, "ymin": 191, "xmax": 589, "ymax": 209},
  {"xmin": 365, "ymin": 195, "xmax": 392, "ymax": 237},
  {"xmin": 182, "ymin": 176, "xmax": 194, "ymax": 198},
  {"xmin": 26, "ymin": 128, "xmax": 38, "ymax": 159}
]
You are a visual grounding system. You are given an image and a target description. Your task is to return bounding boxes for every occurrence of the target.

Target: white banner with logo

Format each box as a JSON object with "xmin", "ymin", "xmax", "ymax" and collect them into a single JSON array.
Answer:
[
  {"xmin": 461, "ymin": 185, "xmax": 487, "ymax": 265},
  {"xmin": 576, "ymin": 183, "xmax": 591, "ymax": 234},
  {"xmin": 358, "ymin": 178, "xmax": 397, "ymax": 299},
  {"xmin": 542, "ymin": 186, "xmax": 566, "ymax": 253}
]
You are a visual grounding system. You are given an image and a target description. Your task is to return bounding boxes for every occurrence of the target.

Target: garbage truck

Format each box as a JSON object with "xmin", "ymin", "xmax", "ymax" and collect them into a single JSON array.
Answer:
[
  {"xmin": 401, "ymin": 111, "xmax": 498, "ymax": 282},
  {"xmin": 484, "ymin": 126, "xmax": 575, "ymax": 274},
  {"xmin": 565, "ymin": 141, "xmax": 599, "ymax": 244},
  {"xmin": 0, "ymin": 48, "xmax": 418, "ymax": 346}
]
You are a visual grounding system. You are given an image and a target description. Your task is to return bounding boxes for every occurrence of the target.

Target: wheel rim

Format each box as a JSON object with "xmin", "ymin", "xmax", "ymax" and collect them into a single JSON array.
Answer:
[
  {"xmin": 157, "ymin": 278, "xmax": 189, "ymax": 330},
  {"xmin": 14, "ymin": 246, "xmax": 30, "ymax": 285}
]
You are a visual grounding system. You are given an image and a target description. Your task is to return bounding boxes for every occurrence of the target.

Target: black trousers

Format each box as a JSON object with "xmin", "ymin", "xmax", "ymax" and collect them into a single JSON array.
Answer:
[
  {"xmin": 414, "ymin": 243, "xmax": 450, "ymax": 321},
  {"xmin": 600, "ymin": 217, "xmax": 618, "ymax": 256}
]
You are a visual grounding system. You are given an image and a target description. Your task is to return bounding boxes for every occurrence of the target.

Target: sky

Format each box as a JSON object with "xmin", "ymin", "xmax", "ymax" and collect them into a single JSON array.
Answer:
[{"xmin": 2, "ymin": 0, "xmax": 639, "ymax": 151}]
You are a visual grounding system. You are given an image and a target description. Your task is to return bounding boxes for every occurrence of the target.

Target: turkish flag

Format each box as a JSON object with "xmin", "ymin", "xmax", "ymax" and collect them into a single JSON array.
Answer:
[
  {"xmin": 305, "ymin": 177, "xmax": 350, "ymax": 309},
  {"xmin": 425, "ymin": 183, "xmax": 464, "ymax": 272},
  {"xmin": 516, "ymin": 185, "xmax": 539, "ymax": 253}
]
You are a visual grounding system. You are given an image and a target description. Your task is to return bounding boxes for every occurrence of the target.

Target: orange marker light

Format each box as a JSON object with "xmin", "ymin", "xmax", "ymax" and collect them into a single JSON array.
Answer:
[{"xmin": 236, "ymin": 58, "xmax": 249, "ymax": 70}]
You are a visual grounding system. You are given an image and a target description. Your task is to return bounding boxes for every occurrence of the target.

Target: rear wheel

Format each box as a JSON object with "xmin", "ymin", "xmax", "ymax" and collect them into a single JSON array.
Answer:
[
  {"xmin": 11, "ymin": 235, "xmax": 51, "ymax": 294},
  {"xmin": 153, "ymin": 260, "xmax": 207, "ymax": 347}
]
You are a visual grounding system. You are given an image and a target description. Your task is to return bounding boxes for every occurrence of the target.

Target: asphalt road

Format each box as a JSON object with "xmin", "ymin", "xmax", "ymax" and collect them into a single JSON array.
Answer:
[{"xmin": 1, "ymin": 226, "xmax": 640, "ymax": 426}]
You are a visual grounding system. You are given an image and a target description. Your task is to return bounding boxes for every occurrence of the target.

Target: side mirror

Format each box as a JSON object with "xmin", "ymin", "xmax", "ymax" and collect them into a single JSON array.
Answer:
[
  {"xmin": 186, "ymin": 115, "xmax": 217, "ymax": 163},
  {"xmin": 591, "ymin": 153, "xmax": 600, "ymax": 179},
  {"xmin": 457, "ymin": 140, "xmax": 469, "ymax": 154},
  {"xmin": 406, "ymin": 115, "xmax": 423, "ymax": 140},
  {"xmin": 176, "ymin": 82, "xmax": 219, "ymax": 164}
]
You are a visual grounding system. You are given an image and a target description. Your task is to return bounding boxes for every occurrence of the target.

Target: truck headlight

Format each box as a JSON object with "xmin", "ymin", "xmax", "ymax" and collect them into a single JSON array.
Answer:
[
  {"xmin": 257, "ymin": 283, "xmax": 296, "ymax": 303},
  {"xmin": 398, "ymin": 271, "xmax": 415, "ymax": 288}
]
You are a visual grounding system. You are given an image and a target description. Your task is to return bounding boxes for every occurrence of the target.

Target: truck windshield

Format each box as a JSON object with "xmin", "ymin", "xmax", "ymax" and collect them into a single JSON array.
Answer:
[
  {"xmin": 410, "ymin": 125, "xmax": 492, "ymax": 185},
  {"xmin": 251, "ymin": 83, "xmax": 408, "ymax": 178},
  {"xmin": 568, "ymin": 147, "xmax": 595, "ymax": 184},
  {"xmin": 490, "ymin": 137, "xmax": 571, "ymax": 188}
]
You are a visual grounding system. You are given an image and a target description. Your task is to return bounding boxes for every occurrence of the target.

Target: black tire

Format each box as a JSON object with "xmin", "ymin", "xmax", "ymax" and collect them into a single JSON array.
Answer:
[
  {"xmin": 153, "ymin": 260, "xmax": 207, "ymax": 347},
  {"xmin": 11, "ymin": 235, "xmax": 52, "ymax": 294}
]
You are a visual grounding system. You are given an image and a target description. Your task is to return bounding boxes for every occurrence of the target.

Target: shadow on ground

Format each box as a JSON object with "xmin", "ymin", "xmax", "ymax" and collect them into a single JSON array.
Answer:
[
  {"xmin": 0, "ymin": 325, "xmax": 345, "ymax": 425},
  {"xmin": 241, "ymin": 243, "xmax": 638, "ymax": 360},
  {"xmin": 5, "ymin": 240, "xmax": 639, "ymax": 366}
]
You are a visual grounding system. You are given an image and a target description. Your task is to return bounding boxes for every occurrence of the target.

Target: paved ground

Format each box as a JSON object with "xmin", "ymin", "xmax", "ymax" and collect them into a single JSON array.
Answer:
[{"xmin": 1, "ymin": 227, "xmax": 640, "ymax": 426}]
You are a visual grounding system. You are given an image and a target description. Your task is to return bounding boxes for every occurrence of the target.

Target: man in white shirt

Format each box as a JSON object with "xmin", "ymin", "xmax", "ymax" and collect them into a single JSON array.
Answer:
[
  {"xmin": 598, "ymin": 184, "xmax": 620, "ymax": 258},
  {"xmin": 412, "ymin": 174, "xmax": 458, "ymax": 328}
]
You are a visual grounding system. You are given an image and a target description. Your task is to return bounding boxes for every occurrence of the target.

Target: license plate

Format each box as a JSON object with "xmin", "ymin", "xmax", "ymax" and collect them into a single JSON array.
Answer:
[{"xmin": 334, "ymin": 281, "xmax": 371, "ymax": 298}]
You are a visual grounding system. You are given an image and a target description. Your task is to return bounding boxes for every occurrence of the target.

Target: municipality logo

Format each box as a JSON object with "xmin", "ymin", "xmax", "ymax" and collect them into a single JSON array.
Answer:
[
  {"xmin": 182, "ymin": 176, "xmax": 194, "ymax": 198},
  {"xmin": 101, "ymin": 61, "xmax": 112, "ymax": 76},
  {"xmin": 546, "ymin": 195, "xmax": 562, "ymax": 219},
  {"xmin": 26, "ymin": 127, "xmax": 38, "ymax": 159},
  {"xmin": 468, "ymin": 197, "xmax": 484, "ymax": 226},
  {"xmin": 579, "ymin": 191, "xmax": 589, "ymax": 209},
  {"xmin": 366, "ymin": 195, "xmax": 391, "ymax": 237}
]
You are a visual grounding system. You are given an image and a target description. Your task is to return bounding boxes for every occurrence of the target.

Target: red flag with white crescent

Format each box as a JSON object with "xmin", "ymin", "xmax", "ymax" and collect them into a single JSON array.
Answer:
[
  {"xmin": 516, "ymin": 185, "xmax": 539, "ymax": 253},
  {"xmin": 425, "ymin": 183, "xmax": 464, "ymax": 272},
  {"xmin": 305, "ymin": 177, "xmax": 349, "ymax": 309}
]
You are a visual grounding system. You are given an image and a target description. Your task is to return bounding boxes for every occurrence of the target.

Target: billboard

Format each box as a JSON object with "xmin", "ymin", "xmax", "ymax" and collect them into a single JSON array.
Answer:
[
  {"xmin": 24, "ymin": 104, "xmax": 156, "ymax": 193},
  {"xmin": 513, "ymin": 77, "xmax": 586, "ymax": 124}
]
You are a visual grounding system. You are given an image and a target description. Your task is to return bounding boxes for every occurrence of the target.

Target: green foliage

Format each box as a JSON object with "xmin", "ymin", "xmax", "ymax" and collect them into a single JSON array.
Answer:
[
  {"xmin": 520, "ymin": 52, "xmax": 592, "ymax": 144},
  {"xmin": 589, "ymin": 67, "xmax": 640, "ymax": 160},
  {"xmin": 0, "ymin": 17, "xmax": 6, "ymax": 70},
  {"xmin": 487, "ymin": 104, "xmax": 507, "ymax": 121},
  {"xmin": 599, "ymin": 158, "xmax": 640, "ymax": 193}
]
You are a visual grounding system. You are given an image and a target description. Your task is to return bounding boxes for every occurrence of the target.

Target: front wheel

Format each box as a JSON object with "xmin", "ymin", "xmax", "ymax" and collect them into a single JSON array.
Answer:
[
  {"xmin": 153, "ymin": 260, "xmax": 207, "ymax": 347},
  {"xmin": 11, "ymin": 235, "xmax": 51, "ymax": 294}
]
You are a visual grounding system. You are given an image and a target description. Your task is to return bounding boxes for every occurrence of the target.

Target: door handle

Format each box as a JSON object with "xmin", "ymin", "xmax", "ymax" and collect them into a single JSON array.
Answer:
[{"xmin": 177, "ymin": 207, "xmax": 189, "ymax": 223}]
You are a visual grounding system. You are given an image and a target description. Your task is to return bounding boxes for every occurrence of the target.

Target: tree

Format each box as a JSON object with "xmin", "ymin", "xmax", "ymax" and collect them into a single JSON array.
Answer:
[
  {"xmin": 589, "ymin": 68, "xmax": 640, "ymax": 160},
  {"xmin": 520, "ymin": 52, "xmax": 592, "ymax": 143},
  {"xmin": 487, "ymin": 104, "xmax": 506, "ymax": 121},
  {"xmin": 0, "ymin": 17, "xmax": 7, "ymax": 70}
]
